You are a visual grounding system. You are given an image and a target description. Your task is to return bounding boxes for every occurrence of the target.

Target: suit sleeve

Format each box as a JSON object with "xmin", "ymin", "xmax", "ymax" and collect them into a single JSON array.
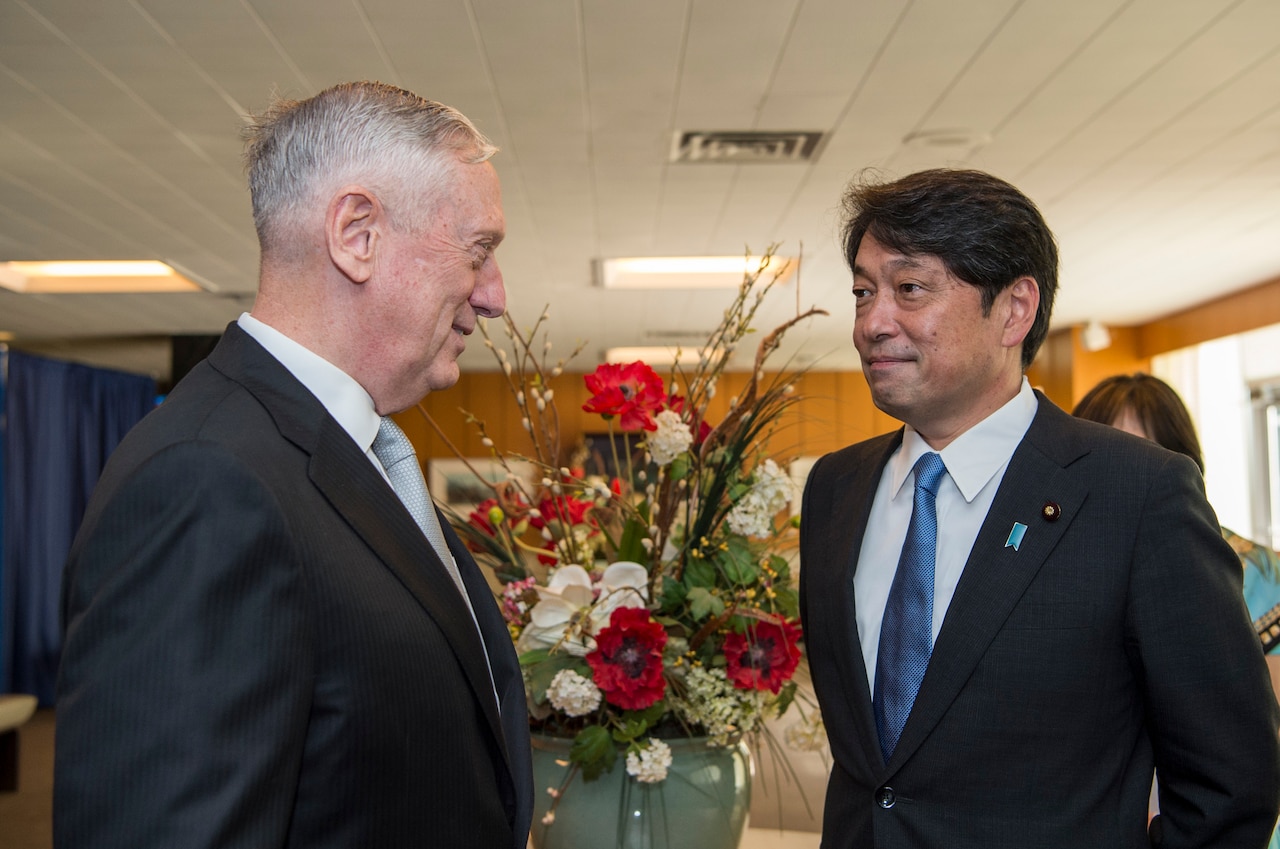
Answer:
[
  {"xmin": 55, "ymin": 441, "xmax": 313, "ymax": 849},
  {"xmin": 1130, "ymin": 453, "xmax": 1280, "ymax": 848}
]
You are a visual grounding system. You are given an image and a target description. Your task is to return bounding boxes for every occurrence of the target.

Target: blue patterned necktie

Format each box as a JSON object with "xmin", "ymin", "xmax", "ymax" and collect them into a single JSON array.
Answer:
[{"xmin": 874, "ymin": 451, "xmax": 948, "ymax": 762}]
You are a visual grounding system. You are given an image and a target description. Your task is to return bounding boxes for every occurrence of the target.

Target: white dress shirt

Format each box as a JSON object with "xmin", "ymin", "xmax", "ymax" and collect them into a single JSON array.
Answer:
[{"xmin": 855, "ymin": 378, "xmax": 1039, "ymax": 695}]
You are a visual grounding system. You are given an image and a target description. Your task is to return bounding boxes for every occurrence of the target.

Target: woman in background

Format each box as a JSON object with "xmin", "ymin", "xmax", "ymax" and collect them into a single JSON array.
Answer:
[
  {"xmin": 1075, "ymin": 373, "xmax": 1280, "ymax": 848},
  {"xmin": 1073, "ymin": 372, "xmax": 1280, "ymax": 645}
]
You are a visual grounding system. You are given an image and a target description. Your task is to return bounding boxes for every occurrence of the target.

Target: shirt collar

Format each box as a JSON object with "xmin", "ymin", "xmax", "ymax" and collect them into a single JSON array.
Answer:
[
  {"xmin": 889, "ymin": 378, "xmax": 1038, "ymax": 503},
  {"xmin": 237, "ymin": 312, "xmax": 382, "ymax": 453}
]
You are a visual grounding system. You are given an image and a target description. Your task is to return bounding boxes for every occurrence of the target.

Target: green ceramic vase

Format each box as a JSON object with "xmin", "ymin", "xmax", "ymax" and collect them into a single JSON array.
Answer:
[{"xmin": 529, "ymin": 734, "xmax": 752, "ymax": 849}]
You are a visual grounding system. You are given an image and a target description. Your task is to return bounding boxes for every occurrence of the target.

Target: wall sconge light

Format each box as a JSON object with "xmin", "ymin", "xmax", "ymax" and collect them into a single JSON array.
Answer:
[{"xmin": 1081, "ymin": 320, "xmax": 1112, "ymax": 352}]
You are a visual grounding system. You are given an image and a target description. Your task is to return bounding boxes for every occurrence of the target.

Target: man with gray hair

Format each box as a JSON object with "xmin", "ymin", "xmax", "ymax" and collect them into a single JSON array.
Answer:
[{"xmin": 55, "ymin": 81, "xmax": 533, "ymax": 849}]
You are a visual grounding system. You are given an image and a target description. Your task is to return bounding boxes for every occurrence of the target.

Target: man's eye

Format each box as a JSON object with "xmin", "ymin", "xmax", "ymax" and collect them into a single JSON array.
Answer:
[{"xmin": 852, "ymin": 287, "xmax": 871, "ymax": 299}]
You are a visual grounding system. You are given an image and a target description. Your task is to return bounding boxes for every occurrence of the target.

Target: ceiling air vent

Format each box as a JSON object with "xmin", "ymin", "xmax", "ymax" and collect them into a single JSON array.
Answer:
[{"xmin": 670, "ymin": 130, "xmax": 826, "ymax": 164}]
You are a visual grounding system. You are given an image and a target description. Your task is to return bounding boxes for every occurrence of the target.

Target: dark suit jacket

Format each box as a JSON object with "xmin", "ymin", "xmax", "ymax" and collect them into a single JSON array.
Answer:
[
  {"xmin": 55, "ymin": 324, "xmax": 533, "ymax": 849},
  {"xmin": 799, "ymin": 394, "xmax": 1280, "ymax": 849}
]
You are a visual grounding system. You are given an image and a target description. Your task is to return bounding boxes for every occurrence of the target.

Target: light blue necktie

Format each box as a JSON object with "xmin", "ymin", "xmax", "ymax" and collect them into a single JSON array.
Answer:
[
  {"xmin": 874, "ymin": 451, "xmax": 947, "ymax": 762},
  {"xmin": 372, "ymin": 417, "xmax": 501, "ymax": 709},
  {"xmin": 371, "ymin": 417, "xmax": 471, "ymax": 604}
]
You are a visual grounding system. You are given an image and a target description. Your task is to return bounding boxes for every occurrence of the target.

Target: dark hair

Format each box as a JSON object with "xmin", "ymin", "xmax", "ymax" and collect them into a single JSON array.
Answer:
[
  {"xmin": 1071, "ymin": 373, "xmax": 1205, "ymax": 474},
  {"xmin": 840, "ymin": 168, "xmax": 1058, "ymax": 369}
]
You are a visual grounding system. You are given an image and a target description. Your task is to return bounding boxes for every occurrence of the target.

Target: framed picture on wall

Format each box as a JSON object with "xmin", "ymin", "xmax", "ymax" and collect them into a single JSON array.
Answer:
[{"xmin": 428, "ymin": 457, "xmax": 535, "ymax": 514}]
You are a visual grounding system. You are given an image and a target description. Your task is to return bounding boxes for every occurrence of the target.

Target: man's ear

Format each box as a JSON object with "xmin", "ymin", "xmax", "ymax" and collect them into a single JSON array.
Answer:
[
  {"xmin": 1002, "ymin": 276, "xmax": 1040, "ymax": 350},
  {"xmin": 326, "ymin": 187, "xmax": 380, "ymax": 284}
]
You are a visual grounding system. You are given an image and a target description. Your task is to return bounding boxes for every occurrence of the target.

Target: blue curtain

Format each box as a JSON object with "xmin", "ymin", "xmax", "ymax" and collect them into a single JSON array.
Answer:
[{"xmin": 1, "ymin": 351, "xmax": 156, "ymax": 703}]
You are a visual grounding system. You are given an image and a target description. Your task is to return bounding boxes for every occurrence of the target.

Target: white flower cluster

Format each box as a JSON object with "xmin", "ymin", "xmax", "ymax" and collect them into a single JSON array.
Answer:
[
  {"xmin": 625, "ymin": 738, "xmax": 673, "ymax": 784},
  {"xmin": 725, "ymin": 459, "xmax": 794, "ymax": 538},
  {"xmin": 547, "ymin": 669, "xmax": 602, "ymax": 717},
  {"xmin": 671, "ymin": 666, "xmax": 771, "ymax": 746},
  {"xmin": 648, "ymin": 410, "xmax": 694, "ymax": 466}
]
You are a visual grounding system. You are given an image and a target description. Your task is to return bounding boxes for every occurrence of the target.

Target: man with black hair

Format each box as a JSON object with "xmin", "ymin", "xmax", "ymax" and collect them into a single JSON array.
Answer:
[{"xmin": 800, "ymin": 168, "xmax": 1280, "ymax": 848}]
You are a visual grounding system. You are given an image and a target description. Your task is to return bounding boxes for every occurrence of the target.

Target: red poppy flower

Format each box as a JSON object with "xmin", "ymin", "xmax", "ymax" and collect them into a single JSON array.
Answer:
[
  {"xmin": 582, "ymin": 362, "xmax": 666, "ymax": 432},
  {"xmin": 530, "ymin": 494, "xmax": 595, "ymax": 530},
  {"xmin": 586, "ymin": 606, "xmax": 668, "ymax": 710},
  {"xmin": 723, "ymin": 619, "xmax": 802, "ymax": 694},
  {"xmin": 526, "ymin": 494, "xmax": 597, "ymax": 564}
]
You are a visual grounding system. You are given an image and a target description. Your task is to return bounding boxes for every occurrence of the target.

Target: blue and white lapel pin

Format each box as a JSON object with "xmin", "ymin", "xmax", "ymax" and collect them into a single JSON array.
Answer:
[{"xmin": 1005, "ymin": 522, "xmax": 1028, "ymax": 551}]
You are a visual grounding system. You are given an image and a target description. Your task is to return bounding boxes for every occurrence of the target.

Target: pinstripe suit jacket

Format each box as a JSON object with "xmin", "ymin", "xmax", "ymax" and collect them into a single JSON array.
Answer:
[
  {"xmin": 799, "ymin": 393, "xmax": 1280, "ymax": 849},
  {"xmin": 56, "ymin": 324, "xmax": 532, "ymax": 849}
]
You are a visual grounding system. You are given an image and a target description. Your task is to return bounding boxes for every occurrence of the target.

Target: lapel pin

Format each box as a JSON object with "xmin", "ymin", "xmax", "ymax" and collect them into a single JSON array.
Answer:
[
  {"xmin": 1042, "ymin": 501, "xmax": 1061, "ymax": 522},
  {"xmin": 1005, "ymin": 522, "xmax": 1028, "ymax": 551}
]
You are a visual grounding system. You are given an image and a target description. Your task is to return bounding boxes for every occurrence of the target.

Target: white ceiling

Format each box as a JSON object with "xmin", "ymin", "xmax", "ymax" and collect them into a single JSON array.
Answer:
[{"xmin": 2, "ymin": 0, "xmax": 1279, "ymax": 380}]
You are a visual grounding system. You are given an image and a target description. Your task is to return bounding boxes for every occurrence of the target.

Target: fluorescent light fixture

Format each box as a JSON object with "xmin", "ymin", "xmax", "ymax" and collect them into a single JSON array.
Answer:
[
  {"xmin": 605, "ymin": 346, "xmax": 731, "ymax": 367},
  {"xmin": 0, "ymin": 260, "xmax": 202, "ymax": 293},
  {"xmin": 605, "ymin": 346, "xmax": 692, "ymax": 366},
  {"xmin": 598, "ymin": 255, "xmax": 794, "ymax": 289}
]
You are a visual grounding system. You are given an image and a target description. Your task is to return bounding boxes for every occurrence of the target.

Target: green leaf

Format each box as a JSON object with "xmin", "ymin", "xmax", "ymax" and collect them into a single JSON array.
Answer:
[
  {"xmin": 684, "ymin": 556, "xmax": 716, "ymax": 588},
  {"xmin": 718, "ymin": 536, "xmax": 758, "ymax": 585},
  {"xmin": 773, "ymin": 587, "xmax": 800, "ymax": 618},
  {"xmin": 687, "ymin": 586, "xmax": 725, "ymax": 621},
  {"xmin": 668, "ymin": 453, "xmax": 690, "ymax": 481},
  {"xmin": 778, "ymin": 679, "xmax": 799, "ymax": 711},
  {"xmin": 572, "ymin": 725, "xmax": 618, "ymax": 782},
  {"xmin": 658, "ymin": 577, "xmax": 688, "ymax": 610},
  {"xmin": 518, "ymin": 648, "xmax": 551, "ymax": 668},
  {"xmin": 616, "ymin": 516, "xmax": 650, "ymax": 563},
  {"xmin": 611, "ymin": 708, "xmax": 657, "ymax": 744}
]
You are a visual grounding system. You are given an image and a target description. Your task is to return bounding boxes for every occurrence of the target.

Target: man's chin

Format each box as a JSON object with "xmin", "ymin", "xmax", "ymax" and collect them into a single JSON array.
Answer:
[{"xmin": 422, "ymin": 361, "xmax": 462, "ymax": 395}]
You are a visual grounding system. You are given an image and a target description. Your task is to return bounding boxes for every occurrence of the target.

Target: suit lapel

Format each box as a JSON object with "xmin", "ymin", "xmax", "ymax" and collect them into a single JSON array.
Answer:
[
  {"xmin": 814, "ymin": 433, "xmax": 902, "ymax": 776},
  {"xmin": 208, "ymin": 326, "xmax": 514, "ymax": 788},
  {"xmin": 307, "ymin": 423, "xmax": 507, "ymax": 736},
  {"xmin": 887, "ymin": 398, "xmax": 1090, "ymax": 769}
]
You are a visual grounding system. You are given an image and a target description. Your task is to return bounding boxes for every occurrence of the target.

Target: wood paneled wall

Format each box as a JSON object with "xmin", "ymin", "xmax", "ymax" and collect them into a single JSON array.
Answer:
[
  {"xmin": 1027, "ymin": 325, "xmax": 1150, "ymax": 413},
  {"xmin": 395, "ymin": 369, "xmax": 903, "ymax": 466}
]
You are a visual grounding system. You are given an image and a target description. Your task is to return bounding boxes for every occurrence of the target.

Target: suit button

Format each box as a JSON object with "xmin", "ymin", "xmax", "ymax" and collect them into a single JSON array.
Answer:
[{"xmin": 877, "ymin": 786, "xmax": 896, "ymax": 808}]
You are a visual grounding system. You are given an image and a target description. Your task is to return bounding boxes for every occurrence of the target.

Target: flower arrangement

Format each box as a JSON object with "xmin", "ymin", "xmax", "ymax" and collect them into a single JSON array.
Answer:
[{"xmin": 421, "ymin": 246, "xmax": 827, "ymax": 817}]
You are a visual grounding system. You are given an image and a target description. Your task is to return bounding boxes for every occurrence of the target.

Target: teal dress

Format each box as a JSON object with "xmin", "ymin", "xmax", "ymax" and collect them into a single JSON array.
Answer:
[
  {"xmin": 1222, "ymin": 528, "xmax": 1280, "ymax": 848},
  {"xmin": 1223, "ymin": 527, "xmax": 1280, "ymax": 651}
]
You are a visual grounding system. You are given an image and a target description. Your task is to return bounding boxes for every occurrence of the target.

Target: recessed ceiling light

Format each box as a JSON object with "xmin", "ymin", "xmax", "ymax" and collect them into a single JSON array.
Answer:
[
  {"xmin": 598, "ymin": 256, "xmax": 795, "ymax": 289},
  {"xmin": 0, "ymin": 260, "xmax": 202, "ymax": 293}
]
